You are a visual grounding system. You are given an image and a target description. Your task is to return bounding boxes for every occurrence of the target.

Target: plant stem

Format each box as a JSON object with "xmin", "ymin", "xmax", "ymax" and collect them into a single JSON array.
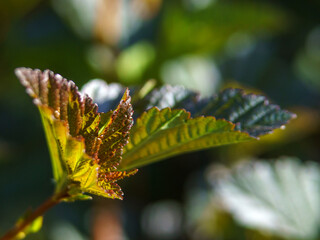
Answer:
[{"xmin": 0, "ymin": 189, "xmax": 69, "ymax": 240}]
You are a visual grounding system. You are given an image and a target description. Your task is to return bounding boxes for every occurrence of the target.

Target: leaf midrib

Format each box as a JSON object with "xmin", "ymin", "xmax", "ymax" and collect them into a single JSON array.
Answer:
[
  {"xmin": 121, "ymin": 117, "xmax": 249, "ymax": 169},
  {"xmin": 123, "ymin": 109, "xmax": 185, "ymax": 156}
]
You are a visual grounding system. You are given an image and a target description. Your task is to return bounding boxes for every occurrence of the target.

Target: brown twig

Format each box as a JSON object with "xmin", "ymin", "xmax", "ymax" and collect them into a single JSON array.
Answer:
[{"xmin": 0, "ymin": 190, "xmax": 69, "ymax": 240}]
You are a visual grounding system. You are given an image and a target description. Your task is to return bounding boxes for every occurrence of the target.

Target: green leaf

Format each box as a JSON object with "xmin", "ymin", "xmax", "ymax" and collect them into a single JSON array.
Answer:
[
  {"xmin": 119, "ymin": 107, "xmax": 253, "ymax": 170},
  {"xmin": 38, "ymin": 106, "xmax": 68, "ymax": 183},
  {"xmin": 80, "ymin": 80, "xmax": 295, "ymax": 170},
  {"xmin": 15, "ymin": 68, "xmax": 137, "ymax": 200},
  {"xmin": 81, "ymin": 81, "xmax": 296, "ymax": 138},
  {"xmin": 212, "ymin": 158, "xmax": 320, "ymax": 240},
  {"xmin": 145, "ymin": 86, "xmax": 296, "ymax": 137}
]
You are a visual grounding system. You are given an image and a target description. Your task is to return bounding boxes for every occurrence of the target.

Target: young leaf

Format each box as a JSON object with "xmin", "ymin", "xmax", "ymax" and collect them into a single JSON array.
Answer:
[
  {"xmin": 212, "ymin": 158, "xmax": 320, "ymax": 240},
  {"xmin": 119, "ymin": 108, "xmax": 253, "ymax": 170},
  {"xmin": 15, "ymin": 68, "xmax": 137, "ymax": 200}
]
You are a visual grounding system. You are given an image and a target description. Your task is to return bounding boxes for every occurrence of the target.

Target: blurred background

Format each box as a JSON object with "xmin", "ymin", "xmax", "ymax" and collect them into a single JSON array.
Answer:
[{"xmin": 0, "ymin": 0, "xmax": 320, "ymax": 239}]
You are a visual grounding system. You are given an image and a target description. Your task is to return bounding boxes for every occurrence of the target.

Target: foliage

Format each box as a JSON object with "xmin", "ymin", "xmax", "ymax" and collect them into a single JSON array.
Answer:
[
  {"xmin": 210, "ymin": 157, "xmax": 320, "ymax": 240},
  {"xmin": 1, "ymin": 0, "xmax": 319, "ymax": 239},
  {"xmin": 7, "ymin": 67, "xmax": 295, "ymax": 240},
  {"xmin": 15, "ymin": 68, "xmax": 137, "ymax": 200},
  {"xmin": 80, "ymin": 81, "xmax": 296, "ymax": 170},
  {"xmin": 120, "ymin": 108, "xmax": 252, "ymax": 170},
  {"xmin": 16, "ymin": 68, "xmax": 296, "ymax": 198},
  {"xmin": 143, "ymin": 85, "xmax": 296, "ymax": 137}
]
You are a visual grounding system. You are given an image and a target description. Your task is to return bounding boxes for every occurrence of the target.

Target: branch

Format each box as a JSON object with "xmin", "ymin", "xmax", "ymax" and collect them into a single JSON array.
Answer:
[{"xmin": 0, "ymin": 189, "xmax": 69, "ymax": 240}]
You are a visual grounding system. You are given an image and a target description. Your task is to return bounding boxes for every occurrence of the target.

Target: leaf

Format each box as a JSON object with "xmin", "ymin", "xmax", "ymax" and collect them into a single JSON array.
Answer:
[
  {"xmin": 119, "ymin": 108, "xmax": 253, "ymax": 170},
  {"xmin": 145, "ymin": 86, "xmax": 296, "ymax": 137},
  {"xmin": 212, "ymin": 158, "xmax": 320, "ymax": 240},
  {"xmin": 81, "ymin": 81, "xmax": 296, "ymax": 138},
  {"xmin": 15, "ymin": 68, "xmax": 137, "ymax": 200},
  {"xmin": 80, "ymin": 80, "xmax": 295, "ymax": 170}
]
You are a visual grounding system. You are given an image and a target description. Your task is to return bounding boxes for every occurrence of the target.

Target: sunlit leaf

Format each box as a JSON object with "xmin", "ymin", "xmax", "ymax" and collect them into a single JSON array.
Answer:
[
  {"xmin": 80, "ymin": 80, "xmax": 295, "ymax": 170},
  {"xmin": 81, "ymin": 81, "xmax": 295, "ymax": 138},
  {"xmin": 119, "ymin": 108, "xmax": 253, "ymax": 170},
  {"xmin": 145, "ymin": 86, "xmax": 296, "ymax": 137},
  {"xmin": 15, "ymin": 68, "xmax": 137, "ymax": 200},
  {"xmin": 212, "ymin": 158, "xmax": 320, "ymax": 240},
  {"xmin": 220, "ymin": 107, "xmax": 320, "ymax": 162}
]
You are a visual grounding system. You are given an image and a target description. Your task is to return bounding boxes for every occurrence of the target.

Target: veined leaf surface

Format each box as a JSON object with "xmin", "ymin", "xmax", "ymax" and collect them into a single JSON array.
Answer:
[
  {"xmin": 119, "ymin": 108, "xmax": 253, "ymax": 170},
  {"xmin": 80, "ymin": 81, "xmax": 295, "ymax": 170},
  {"xmin": 15, "ymin": 68, "xmax": 137, "ymax": 200},
  {"xmin": 213, "ymin": 158, "xmax": 320, "ymax": 240},
  {"xmin": 82, "ymin": 81, "xmax": 296, "ymax": 138},
  {"xmin": 145, "ymin": 86, "xmax": 296, "ymax": 137}
]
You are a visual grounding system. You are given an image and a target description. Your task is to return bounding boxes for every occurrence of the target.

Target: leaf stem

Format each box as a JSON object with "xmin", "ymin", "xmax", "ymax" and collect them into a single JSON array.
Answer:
[{"xmin": 0, "ymin": 189, "xmax": 69, "ymax": 240}]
